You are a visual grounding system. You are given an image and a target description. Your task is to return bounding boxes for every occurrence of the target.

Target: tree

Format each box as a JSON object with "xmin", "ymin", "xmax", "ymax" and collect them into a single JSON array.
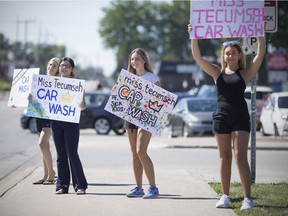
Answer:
[
  {"xmin": 99, "ymin": 1, "xmax": 162, "ymax": 69},
  {"xmin": 99, "ymin": 0, "xmax": 219, "ymax": 77},
  {"xmin": 266, "ymin": 1, "xmax": 288, "ymax": 53}
]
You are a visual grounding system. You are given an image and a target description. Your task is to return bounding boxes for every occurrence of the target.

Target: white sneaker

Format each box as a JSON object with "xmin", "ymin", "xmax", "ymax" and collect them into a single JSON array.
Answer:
[
  {"xmin": 216, "ymin": 194, "xmax": 230, "ymax": 208},
  {"xmin": 240, "ymin": 198, "xmax": 254, "ymax": 211}
]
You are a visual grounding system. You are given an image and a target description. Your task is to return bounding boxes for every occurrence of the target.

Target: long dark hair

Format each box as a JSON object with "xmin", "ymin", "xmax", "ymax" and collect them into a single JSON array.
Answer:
[{"xmin": 59, "ymin": 57, "xmax": 76, "ymax": 78}]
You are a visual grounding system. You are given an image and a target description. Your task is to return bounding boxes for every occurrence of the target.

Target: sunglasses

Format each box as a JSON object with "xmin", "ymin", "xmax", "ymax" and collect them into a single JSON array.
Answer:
[
  {"xmin": 222, "ymin": 40, "xmax": 239, "ymax": 47},
  {"xmin": 60, "ymin": 64, "xmax": 71, "ymax": 69}
]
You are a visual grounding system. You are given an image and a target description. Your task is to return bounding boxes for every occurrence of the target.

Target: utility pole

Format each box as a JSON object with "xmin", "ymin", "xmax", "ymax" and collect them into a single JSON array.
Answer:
[{"xmin": 16, "ymin": 18, "xmax": 35, "ymax": 66}]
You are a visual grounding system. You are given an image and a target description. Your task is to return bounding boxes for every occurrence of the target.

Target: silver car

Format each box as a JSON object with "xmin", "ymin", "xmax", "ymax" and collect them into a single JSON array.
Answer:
[{"xmin": 169, "ymin": 97, "xmax": 217, "ymax": 137}]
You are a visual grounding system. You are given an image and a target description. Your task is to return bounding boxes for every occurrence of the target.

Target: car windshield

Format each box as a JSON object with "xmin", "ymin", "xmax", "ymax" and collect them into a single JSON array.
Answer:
[
  {"xmin": 85, "ymin": 94, "xmax": 107, "ymax": 106},
  {"xmin": 187, "ymin": 100, "xmax": 217, "ymax": 112},
  {"xmin": 197, "ymin": 85, "xmax": 216, "ymax": 98},
  {"xmin": 278, "ymin": 97, "xmax": 288, "ymax": 108}
]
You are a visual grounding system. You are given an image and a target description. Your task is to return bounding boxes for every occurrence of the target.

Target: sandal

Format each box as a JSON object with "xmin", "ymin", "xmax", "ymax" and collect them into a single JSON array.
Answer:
[
  {"xmin": 43, "ymin": 179, "xmax": 55, "ymax": 185},
  {"xmin": 33, "ymin": 179, "xmax": 45, "ymax": 185},
  {"xmin": 76, "ymin": 188, "xmax": 86, "ymax": 195}
]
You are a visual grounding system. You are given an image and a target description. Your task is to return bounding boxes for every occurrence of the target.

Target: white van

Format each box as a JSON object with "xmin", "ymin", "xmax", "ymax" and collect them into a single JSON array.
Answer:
[
  {"xmin": 244, "ymin": 86, "xmax": 273, "ymax": 130},
  {"xmin": 260, "ymin": 92, "xmax": 288, "ymax": 136}
]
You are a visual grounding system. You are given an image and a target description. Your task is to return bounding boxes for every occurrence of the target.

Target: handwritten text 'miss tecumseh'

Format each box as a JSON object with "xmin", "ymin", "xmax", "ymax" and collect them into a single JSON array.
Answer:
[
  {"xmin": 113, "ymin": 76, "xmax": 176, "ymax": 127},
  {"xmin": 193, "ymin": 0, "xmax": 264, "ymax": 38},
  {"xmin": 36, "ymin": 77, "xmax": 84, "ymax": 116}
]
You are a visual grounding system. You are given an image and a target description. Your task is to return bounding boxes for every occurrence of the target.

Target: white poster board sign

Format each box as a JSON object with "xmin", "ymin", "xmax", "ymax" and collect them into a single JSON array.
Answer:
[
  {"xmin": 104, "ymin": 69, "xmax": 178, "ymax": 136},
  {"xmin": 7, "ymin": 68, "xmax": 39, "ymax": 107},
  {"xmin": 190, "ymin": 0, "xmax": 265, "ymax": 39},
  {"xmin": 26, "ymin": 74, "xmax": 85, "ymax": 123}
]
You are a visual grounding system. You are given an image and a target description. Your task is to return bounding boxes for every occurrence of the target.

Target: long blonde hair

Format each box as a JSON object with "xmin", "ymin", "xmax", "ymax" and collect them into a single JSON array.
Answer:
[
  {"xmin": 220, "ymin": 43, "xmax": 246, "ymax": 70},
  {"xmin": 47, "ymin": 57, "xmax": 60, "ymax": 76},
  {"xmin": 127, "ymin": 48, "xmax": 154, "ymax": 74}
]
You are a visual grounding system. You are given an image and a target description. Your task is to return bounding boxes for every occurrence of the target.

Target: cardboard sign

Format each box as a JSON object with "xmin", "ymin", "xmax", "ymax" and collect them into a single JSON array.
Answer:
[
  {"xmin": 105, "ymin": 69, "xmax": 178, "ymax": 136},
  {"xmin": 190, "ymin": 0, "xmax": 265, "ymax": 39},
  {"xmin": 7, "ymin": 68, "xmax": 39, "ymax": 107},
  {"xmin": 26, "ymin": 74, "xmax": 85, "ymax": 123}
]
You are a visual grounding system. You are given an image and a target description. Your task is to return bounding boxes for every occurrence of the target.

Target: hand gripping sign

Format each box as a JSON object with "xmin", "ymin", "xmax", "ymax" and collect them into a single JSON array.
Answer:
[
  {"xmin": 105, "ymin": 69, "xmax": 178, "ymax": 136},
  {"xmin": 26, "ymin": 74, "xmax": 85, "ymax": 123}
]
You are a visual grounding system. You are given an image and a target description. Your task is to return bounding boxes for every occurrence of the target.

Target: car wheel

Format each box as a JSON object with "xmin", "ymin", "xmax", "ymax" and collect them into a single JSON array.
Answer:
[
  {"xmin": 260, "ymin": 125, "xmax": 268, "ymax": 136},
  {"xmin": 182, "ymin": 124, "xmax": 190, "ymax": 138},
  {"xmin": 113, "ymin": 127, "xmax": 126, "ymax": 135},
  {"xmin": 28, "ymin": 118, "xmax": 37, "ymax": 134},
  {"xmin": 168, "ymin": 125, "xmax": 177, "ymax": 138},
  {"xmin": 94, "ymin": 118, "xmax": 111, "ymax": 135},
  {"xmin": 274, "ymin": 124, "xmax": 279, "ymax": 137}
]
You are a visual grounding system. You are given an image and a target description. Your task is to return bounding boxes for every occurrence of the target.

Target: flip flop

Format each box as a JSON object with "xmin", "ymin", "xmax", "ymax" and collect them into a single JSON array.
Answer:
[
  {"xmin": 43, "ymin": 179, "xmax": 55, "ymax": 185},
  {"xmin": 33, "ymin": 179, "xmax": 45, "ymax": 185}
]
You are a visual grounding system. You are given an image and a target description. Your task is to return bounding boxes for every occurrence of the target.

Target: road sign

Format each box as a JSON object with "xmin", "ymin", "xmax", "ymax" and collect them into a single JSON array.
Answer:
[
  {"xmin": 242, "ymin": 37, "xmax": 258, "ymax": 55},
  {"xmin": 265, "ymin": 0, "xmax": 278, "ymax": 33}
]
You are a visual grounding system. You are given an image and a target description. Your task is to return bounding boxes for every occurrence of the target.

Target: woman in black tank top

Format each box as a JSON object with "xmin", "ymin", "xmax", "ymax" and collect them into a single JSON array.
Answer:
[{"xmin": 188, "ymin": 22, "xmax": 266, "ymax": 211}]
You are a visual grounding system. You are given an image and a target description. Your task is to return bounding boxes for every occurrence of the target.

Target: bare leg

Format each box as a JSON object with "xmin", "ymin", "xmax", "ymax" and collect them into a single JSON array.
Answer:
[
  {"xmin": 232, "ymin": 131, "xmax": 251, "ymax": 198},
  {"xmin": 215, "ymin": 133, "xmax": 232, "ymax": 196},
  {"xmin": 136, "ymin": 129, "xmax": 155, "ymax": 187},
  {"xmin": 38, "ymin": 127, "xmax": 55, "ymax": 180},
  {"xmin": 126, "ymin": 129, "xmax": 143, "ymax": 188}
]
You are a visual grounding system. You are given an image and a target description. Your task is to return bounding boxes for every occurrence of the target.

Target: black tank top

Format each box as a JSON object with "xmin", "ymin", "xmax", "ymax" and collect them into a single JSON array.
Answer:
[{"xmin": 216, "ymin": 69, "xmax": 248, "ymax": 112}]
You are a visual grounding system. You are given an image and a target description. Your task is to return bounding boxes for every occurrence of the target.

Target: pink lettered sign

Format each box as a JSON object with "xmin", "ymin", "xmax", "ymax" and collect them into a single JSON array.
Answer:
[
  {"xmin": 104, "ymin": 69, "xmax": 178, "ymax": 136},
  {"xmin": 190, "ymin": 0, "xmax": 265, "ymax": 39}
]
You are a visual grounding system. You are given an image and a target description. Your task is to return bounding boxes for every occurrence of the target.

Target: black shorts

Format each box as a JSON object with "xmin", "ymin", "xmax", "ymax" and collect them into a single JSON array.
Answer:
[
  {"xmin": 212, "ymin": 109, "xmax": 250, "ymax": 134},
  {"xmin": 124, "ymin": 121, "xmax": 138, "ymax": 130},
  {"xmin": 36, "ymin": 118, "xmax": 51, "ymax": 133}
]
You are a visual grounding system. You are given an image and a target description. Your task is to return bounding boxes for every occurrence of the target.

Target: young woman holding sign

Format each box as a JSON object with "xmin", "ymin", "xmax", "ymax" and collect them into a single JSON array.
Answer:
[
  {"xmin": 125, "ymin": 48, "xmax": 161, "ymax": 199},
  {"xmin": 51, "ymin": 57, "xmax": 88, "ymax": 195},
  {"xmin": 188, "ymin": 23, "xmax": 266, "ymax": 211},
  {"xmin": 32, "ymin": 57, "xmax": 59, "ymax": 185}
]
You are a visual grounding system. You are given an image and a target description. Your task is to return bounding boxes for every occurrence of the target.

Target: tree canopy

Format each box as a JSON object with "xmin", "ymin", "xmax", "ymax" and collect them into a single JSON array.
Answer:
[{"xmin": 99, "ymin": 0, "xmax": 288, "ymax": 79}]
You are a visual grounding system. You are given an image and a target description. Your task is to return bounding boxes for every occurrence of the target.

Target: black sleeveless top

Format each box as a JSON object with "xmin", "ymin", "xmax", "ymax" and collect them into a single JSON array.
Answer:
[{"xmin": 216, "ymin": 69, "xmax": 248, "ymax": 113}]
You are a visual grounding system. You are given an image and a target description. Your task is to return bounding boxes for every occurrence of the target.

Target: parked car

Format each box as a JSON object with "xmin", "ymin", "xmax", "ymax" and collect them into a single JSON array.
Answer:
[
  {"xmin": 186, "ymin": 84, "xmax": 273, "ymax": 131},
  {"xmin": 173, "ymin": 91, "xmax": 197, "ymax": 105},
  {"xmin": 168, "ymin": 97, "xmax": 217, "ymax": 137},
  {"xmin": 259, "ymin": 92, "xmax": 288, "ymax": 137},
  {"xmin": 80, "ymin": 91, "xmax": 125, "ymax": 135},
  {"xmin": 20, "ymin": 91, "xmax": 125, "ymax": 135},
  {"xmin": 196, "ymin": 84, "xmax": 216, "ymax": 98},
  {"xmin": 244, "ymin": 86, "xmax": 273, "ymax": 130},
  {"xmin": 21, "ymin": 110, "xmax": 37, "ymax": 133}
]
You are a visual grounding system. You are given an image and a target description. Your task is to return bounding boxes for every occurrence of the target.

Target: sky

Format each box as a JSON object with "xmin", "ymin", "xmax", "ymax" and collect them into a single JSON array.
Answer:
[{"xmin": 0, "ymin": 0, "xmax": 117, "ymax": 77}]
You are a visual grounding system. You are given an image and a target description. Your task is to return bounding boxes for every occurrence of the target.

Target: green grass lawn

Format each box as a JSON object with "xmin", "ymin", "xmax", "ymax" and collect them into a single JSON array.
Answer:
[{"xmin": 209, "ymin": 182, "xmax": 288, "ymax": 216}]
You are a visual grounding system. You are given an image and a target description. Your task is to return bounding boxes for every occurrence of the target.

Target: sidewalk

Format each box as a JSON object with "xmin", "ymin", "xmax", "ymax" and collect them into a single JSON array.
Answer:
[
  {"xmin": 156, "ymin": 134, "xmax": 288, "ymax": 150},
  {"xmin": 0, "ymin": 167, "xmax": 236, "ymax": 216},
  {"xmin": 2, "ymin": 133, "xmax": 286, "ymax": 216}
]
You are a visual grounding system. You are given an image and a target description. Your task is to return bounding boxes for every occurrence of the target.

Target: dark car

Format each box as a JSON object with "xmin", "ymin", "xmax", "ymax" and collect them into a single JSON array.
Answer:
[
  {"xmin": 20, "ymin": 91, "xmax": 125, "ymax": 135},
  {"xmin": 21, "ymin": 111, "xmax": 37, "ymax": 133},
  {"xmin": 168, "ymin": 97, "xmax": 217, "ymax": 137},
  {"xmin": 80, "ymin": 91, "xmax": 125, "ymax": 135}
]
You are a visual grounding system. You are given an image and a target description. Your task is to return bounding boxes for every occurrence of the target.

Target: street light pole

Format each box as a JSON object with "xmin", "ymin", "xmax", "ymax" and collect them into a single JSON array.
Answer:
[{"xmin": 16, "ymin": 18, "xmax": 35, "ymax": 66}]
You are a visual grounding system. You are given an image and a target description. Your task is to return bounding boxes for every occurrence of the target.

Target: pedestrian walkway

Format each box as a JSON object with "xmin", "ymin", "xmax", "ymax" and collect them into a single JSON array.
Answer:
[
  {"xmin": 156, "ymin": 134, "xmax": 288, "ymax": 150},
  {"xmin": 0, "ymin": 167, "xmax": 236, "ymax": 216}
]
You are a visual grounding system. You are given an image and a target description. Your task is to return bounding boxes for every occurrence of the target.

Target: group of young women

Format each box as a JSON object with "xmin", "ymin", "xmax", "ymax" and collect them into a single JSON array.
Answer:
[
  {"xmin": 32, "ymin": 57, "xmax": 87, "ymax": 195},
  {"xmin": 30, "ymin": 19, "xmax": 266, "ymax": 210}
]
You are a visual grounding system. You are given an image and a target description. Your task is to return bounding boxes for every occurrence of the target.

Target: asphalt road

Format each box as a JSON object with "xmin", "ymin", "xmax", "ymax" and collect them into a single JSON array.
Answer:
[
  {"xmin": 0, "ymin": 96, "xmax": 287, "ymax": 216},
  {"xmin": 1, "ymin": 98, "xmax": 287, "ymax": 191}
]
